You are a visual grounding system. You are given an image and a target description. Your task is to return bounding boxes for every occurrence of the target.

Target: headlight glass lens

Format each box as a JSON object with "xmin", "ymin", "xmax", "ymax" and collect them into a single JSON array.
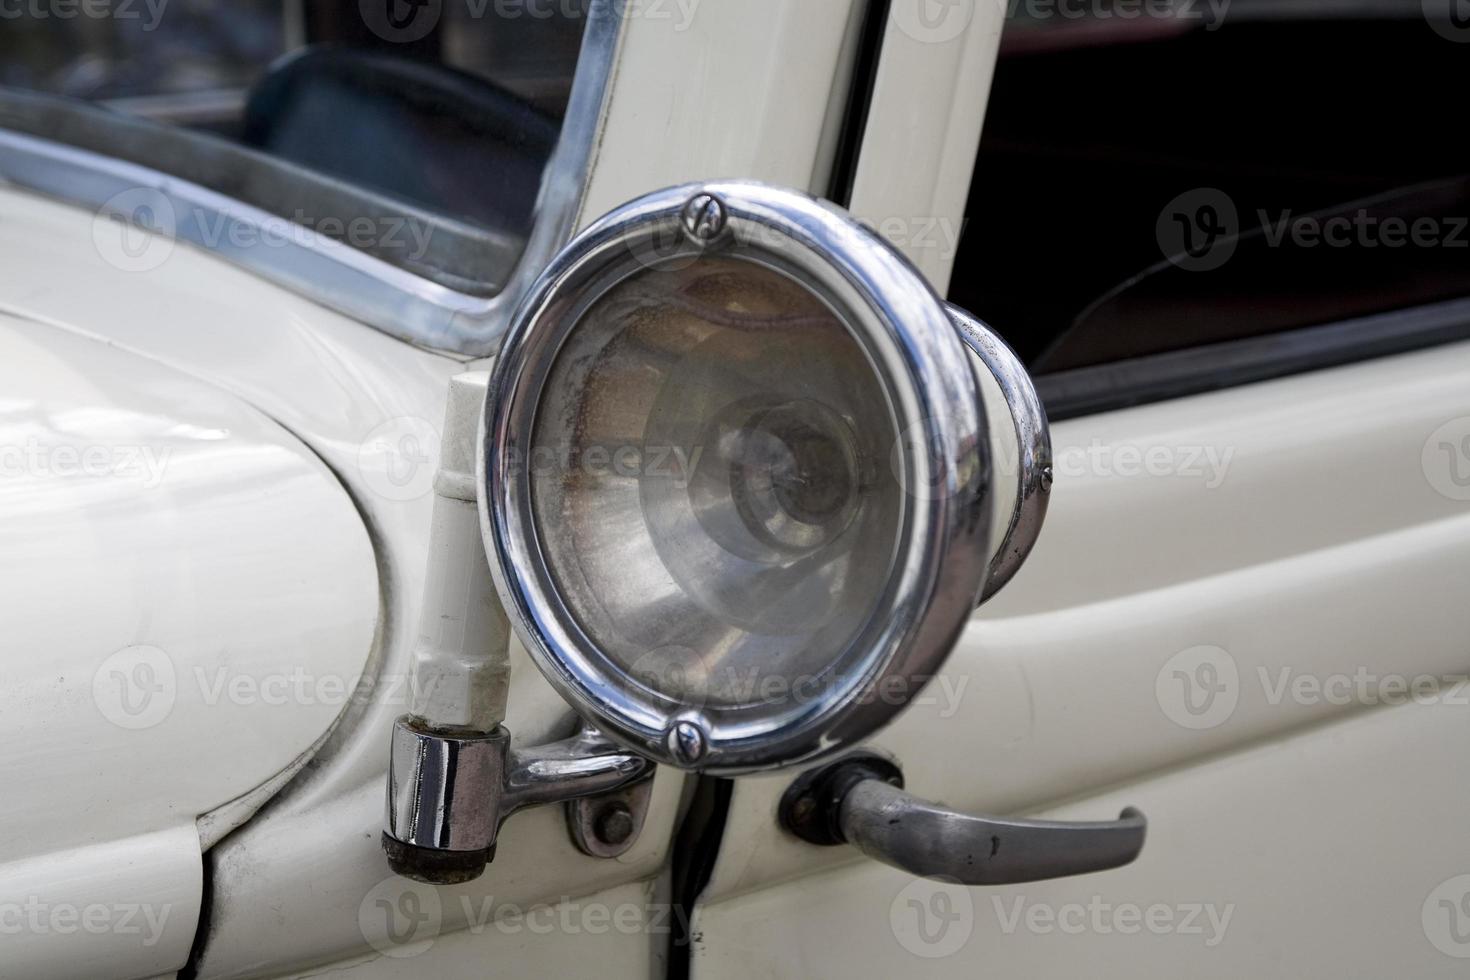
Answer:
[{"xmin": 529, "ymin": 257, "xmax": 906, "ymax": 711}]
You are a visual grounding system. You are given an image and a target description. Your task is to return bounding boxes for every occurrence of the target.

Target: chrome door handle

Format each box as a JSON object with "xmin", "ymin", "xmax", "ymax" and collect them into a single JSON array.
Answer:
[{"xmin": 780, "ymin": 754, "xmax": 1147, "ymax": 886}]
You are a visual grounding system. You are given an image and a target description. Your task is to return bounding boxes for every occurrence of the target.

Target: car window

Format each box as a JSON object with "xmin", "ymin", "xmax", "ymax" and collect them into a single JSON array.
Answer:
[
  {"xmin": 949, "ymin": 0, "xmax": 1470, "ymax": 415},
  {"xmin": 0, "ymin": 0, "xmax": 603, "ymax": 349}
]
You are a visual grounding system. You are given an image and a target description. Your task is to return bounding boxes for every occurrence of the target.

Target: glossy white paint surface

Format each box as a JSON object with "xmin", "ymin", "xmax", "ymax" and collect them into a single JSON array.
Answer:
[
  {"xmin": 848, "ymin": 0, "xmax": 1002, "ymax": 293},
  {"xmin": 0, "ymin": 311, "xmax": 379, "ymax": 977},
  {"xmin": 578, "ymin": 0, "xmax": 862, "ymax": 221},
  {"xmin": 692, "ymin": 339, "xmax": 1470, "ymax": 976},
  {"xmin": 695, "ymin": 699, "xmax": 1470, "ymax": 978},
  {"xmin": 309, "ymin": 880, "xmax": 664, "ymax": 979},
  {"xmin": 1, "ymin": 827, "xmax": 200, "ymax": 980}
]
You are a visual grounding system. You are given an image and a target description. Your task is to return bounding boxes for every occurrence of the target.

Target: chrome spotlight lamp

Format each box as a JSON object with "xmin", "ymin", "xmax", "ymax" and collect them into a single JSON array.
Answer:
[
  {"xmin": 385, "ymin": 182, "xmax": 1144, "ymax": 888},
  {"xmin": 485, "ymin": 181, "xmax": 997, "ymax": 773}
]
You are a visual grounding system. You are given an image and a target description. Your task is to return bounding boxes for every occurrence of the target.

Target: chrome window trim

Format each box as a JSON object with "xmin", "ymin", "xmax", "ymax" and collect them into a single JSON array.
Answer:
[
  {"xmin": 1035, "ymin": 295, "xmax": 1470, "ymax": 421},
  {"xmin": 0, "ymin": 1, "xmax": 627, "ymax": 358}
]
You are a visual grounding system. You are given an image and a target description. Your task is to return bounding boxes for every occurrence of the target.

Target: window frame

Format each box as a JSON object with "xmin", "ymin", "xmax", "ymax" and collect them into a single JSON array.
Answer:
[{"xmin": 0, "ymin": 1, "xmax": 625, "ymax": 357}]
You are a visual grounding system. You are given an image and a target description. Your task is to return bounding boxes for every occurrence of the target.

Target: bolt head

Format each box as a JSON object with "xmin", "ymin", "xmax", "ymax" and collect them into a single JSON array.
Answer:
[
  {"xmin": 681, "ymin": 193, "xmax": 727, "ymax": 243},
  {"xmin": 667, "ymin": 719, "xmax": 708, "ymax": 767},
  {"xmin": 594, "ymin": 803, "xmax": 636, "ymax": 846}
]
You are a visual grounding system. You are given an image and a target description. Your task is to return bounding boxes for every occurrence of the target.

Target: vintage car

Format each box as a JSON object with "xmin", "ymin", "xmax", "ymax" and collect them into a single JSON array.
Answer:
[{"xmin": 3, "ymin": 1, "xmax": 1470, "ymax": 977}]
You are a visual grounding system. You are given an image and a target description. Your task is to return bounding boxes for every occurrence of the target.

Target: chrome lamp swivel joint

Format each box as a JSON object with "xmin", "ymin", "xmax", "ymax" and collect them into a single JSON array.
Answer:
[
  {"xmin": 380, "ymin": 372, "xmax": 653, "ymax": 886},
  {"xmin": 384, "ymin": 719, "xmax": 652, "ymax": 884}
]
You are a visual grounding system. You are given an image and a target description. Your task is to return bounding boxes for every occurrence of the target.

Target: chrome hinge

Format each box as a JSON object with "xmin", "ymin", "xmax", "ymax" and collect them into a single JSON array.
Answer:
[{"xmin": 383, "ymin": 717, "xmax": 655, "ymax": 884}]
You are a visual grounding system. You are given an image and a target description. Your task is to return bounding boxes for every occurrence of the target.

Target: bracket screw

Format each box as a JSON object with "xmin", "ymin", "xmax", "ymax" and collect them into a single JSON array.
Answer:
[
  {"xmin": 667, "ymin": 720, "xmax": 708, "ymax": 767},
  {"xmin": 681, "ymin": 193, "xmax": 727, "ymax": 243},
  {"xmin": 594, "ymin": 803, "xmax": 636, "ymax": 847}
]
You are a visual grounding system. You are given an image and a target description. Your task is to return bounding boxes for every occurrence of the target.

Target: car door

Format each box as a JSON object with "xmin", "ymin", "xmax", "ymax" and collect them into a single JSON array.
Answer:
[{"xmin": 683, "ymin": 3, "xmax": 1470, "ymax": 977}]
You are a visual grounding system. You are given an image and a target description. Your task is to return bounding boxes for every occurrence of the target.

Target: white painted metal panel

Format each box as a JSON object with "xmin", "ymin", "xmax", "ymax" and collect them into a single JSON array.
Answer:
[
  {"xmin": 578, "ymin": 0, "xmax": 862, "ymax": 220},
  {"xmin": 847, "ymin": 0, "xmax": 1003, "ymax": 293},
  {"xmin": 0, "ymin": 312, "xmax": 379, "ymax": 977},
  {"xmin": 693, "ymin": 340, "xmax": 1470, "ymax": 975},
  {"xmin": 0, "ymin": 827, "xmax": 202, "ymax": 980},
  {"xmin": 694, "ymin": 697, "xmax": 1470, "ymax": 978}
]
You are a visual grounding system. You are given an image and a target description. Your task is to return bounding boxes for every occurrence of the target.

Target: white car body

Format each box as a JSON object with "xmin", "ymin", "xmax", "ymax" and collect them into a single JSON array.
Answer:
[{"xmin": 2, "ymin": 2, "xmax": 1469, "ymax": 978}]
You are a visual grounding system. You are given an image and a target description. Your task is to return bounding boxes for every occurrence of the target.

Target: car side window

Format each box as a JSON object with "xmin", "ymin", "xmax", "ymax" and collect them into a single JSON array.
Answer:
[
  {"xmin": 949, "ymin": 0, "xmax": 1470, "ymax": 417},
  {"xmin": 0, "ymin": 1, "xmax": 596, "ymax": 332}
]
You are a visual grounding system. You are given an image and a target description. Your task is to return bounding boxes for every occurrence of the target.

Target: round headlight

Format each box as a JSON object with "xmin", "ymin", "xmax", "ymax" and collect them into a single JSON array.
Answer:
[{"xmin": 484, "ymin": 182, "xmax": 991, "ymax": 773}]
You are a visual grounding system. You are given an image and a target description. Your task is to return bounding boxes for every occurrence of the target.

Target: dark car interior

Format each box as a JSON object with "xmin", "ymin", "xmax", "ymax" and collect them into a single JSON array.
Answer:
[{"xmin": 946, "ymin": 1, "xmax": 1470, "ymax": 414}]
